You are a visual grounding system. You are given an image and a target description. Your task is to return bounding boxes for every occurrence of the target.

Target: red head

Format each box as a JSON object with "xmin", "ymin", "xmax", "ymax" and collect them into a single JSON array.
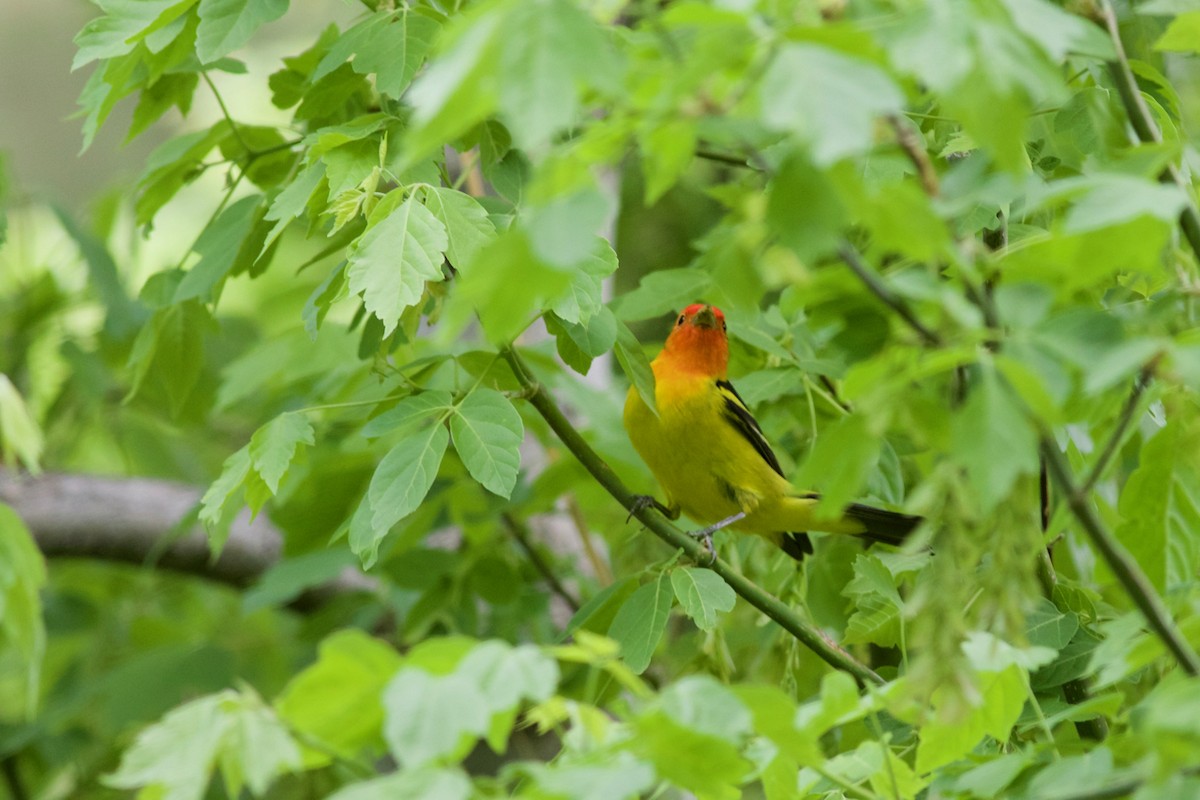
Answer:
[{"xmin": 661, "ymin": 303, "xmax": 729, "ymax": 377}]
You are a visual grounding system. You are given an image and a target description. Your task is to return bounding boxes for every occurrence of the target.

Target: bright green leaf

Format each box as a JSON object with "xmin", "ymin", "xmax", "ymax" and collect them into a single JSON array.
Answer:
[
  {"xmin": 607, "ymin": 574, "xmax": 672, "ymax": 674},
  {"xmin": 368, "ymin": 424, "xmax": 449, "ymax": 536},
  {"xmin": 670, "ymin": 567, "xmax": 735, "ymax": 631},
  {"xmin": 449, "ymin": 388, "xmax": 523, "ymax": 498},
  {"xmin": 248, "ymin": 412, "xmax": 314, "ymax": 494}
]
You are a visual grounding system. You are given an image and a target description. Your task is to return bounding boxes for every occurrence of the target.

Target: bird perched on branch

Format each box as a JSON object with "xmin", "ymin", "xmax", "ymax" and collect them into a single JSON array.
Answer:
[{"xmin": 623, "ymin": 303, "xmax": 920, "ymax": 560}]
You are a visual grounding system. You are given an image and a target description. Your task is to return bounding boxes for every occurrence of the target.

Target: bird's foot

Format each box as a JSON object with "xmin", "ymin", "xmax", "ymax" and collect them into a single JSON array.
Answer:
[
  {"xmin": 627, "ymin": 494, "xmax": 667, "ymax": 523},
  {"xmin": 687, "ymin": 524, "xmax": 718, "ymax": 564}
]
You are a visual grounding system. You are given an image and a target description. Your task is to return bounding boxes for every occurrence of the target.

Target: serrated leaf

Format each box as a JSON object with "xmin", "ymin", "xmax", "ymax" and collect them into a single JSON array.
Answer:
[
  {"xmin": 368, "ymin": 424, "xmax": 449, "ymax": 535},
  {"xmin": 842, "ymin": 553, "xmax": 904, "ymax": 647},
  {"xmin": 262, "ymin": 162, "xmax": 325, "ymax": 253},
  {"xmin": 418, "ymin": 186, "xmax": 496, "ymax": 269},
  {"xmin": 174, "ymin": 195, "xmax": 262, "ymax": 303},
  {"xmin": 73, "ymin": 0, "xmax": 195, "ymax": 70},
  {"xmin": 199, "ymin": 445, "xmax": 251, "ymax": 543},
  {"xmin": 449, "ymin": 388, "xmax": 523, "ymax": 498},
  {"xmin": 614, "ymin": 320, "xmax": 657, "ymax": 418},
  {"xmin": 608, "ymin": 574, "xmax": 672, "ymax": 674},
  {"xmin": 314, "ymin": 9, "xmax": 440, "ymax": 100},
  {"xmin": 104, "ymin": 690, "xmax": 300, "ymax": 800},
  {"xmin": 1024, "ymin": 598, "xmax": 1080, "ymax": 651},
  {"xmin": 196, "ymin": 0, "xmax": 288, "ymax": 63},
  {"xmin": 670, "ymin": 568, "xmax": 735, "ymax": 631},
  {"xmin": 347, "ymin": 195, "xmax": 448, "ymax": 336},
  {"xmin": 1155, "ymin": 11, "xmax": 1200, "ymax": 52},
  {"xmin": 248, "ymin": 412, "xmax": 314, "ymax": 494}
]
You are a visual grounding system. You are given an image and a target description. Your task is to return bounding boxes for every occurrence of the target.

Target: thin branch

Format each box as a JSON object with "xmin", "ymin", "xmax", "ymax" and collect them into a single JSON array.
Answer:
[
  {"xmin": 838, "ymin": 243, "xmax": 943, "ymax": 347},
  {"xmin": 1040, "ymin": 441, "xmax": 1200, "ymax": 676},
  {"xmin": 694, "ymin": 147, "xmax": 761, "ymax": 171},
  {"xmin": 886, "ymin": 114, "xmax": 938, "ymax": 197},
  {"xmin": 1079, "ymin": 360, "xmax": 1158, "ymax": 497},
  {"xmin": 501, "ymin": 512, "xmax": 582, "ymax": 611},
  {"xmin": 1098, "ymin": 0, "xmax": 1200, "ymax": 262},
  {"xmin": 500, "ymin": 346, "xmax": 885, "ymax": 687},
  {"xmin": 565, "ymin": 494, "xmax": 615, "ymax": 586},
  {"xmin": 201, "ymin": 70, "xmax": 252, "ymax": 156}
]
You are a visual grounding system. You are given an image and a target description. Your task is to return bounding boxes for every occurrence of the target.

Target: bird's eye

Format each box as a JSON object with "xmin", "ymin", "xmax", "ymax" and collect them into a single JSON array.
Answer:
[
  {"xmin": 677, "ymin": 315, "xmax": 685, "ymax": 326},
  {"xmin": 721, "ymin": 321, "xmax": 726, "ymax": 331}
]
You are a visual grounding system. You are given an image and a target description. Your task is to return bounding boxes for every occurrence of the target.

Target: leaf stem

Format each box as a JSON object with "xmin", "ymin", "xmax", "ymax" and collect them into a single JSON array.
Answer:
[
  {"xmin": 500, "ymin": 345, "xmax": 885, "ymax": 687},
  {"xmin": 501, "ymin": 512, "xmax": 582, "ymax": 611},
  {"xmin": 1078, "ymin": 360, "xmax": 1157, "ymax": 497},
  {"xmin": 838, "ymin": 242, "xmax": 942, "ymax": 347},
  {"xmin": 201, "ymin": 71, "xmax": 253, "ymax": 156}
]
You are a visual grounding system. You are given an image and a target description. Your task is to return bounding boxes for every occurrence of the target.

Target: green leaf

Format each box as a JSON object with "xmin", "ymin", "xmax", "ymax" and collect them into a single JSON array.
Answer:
[
  {"xmin": 495, "ymin": 0, "xmax": 616, "ymax": 149},
  {"xmin": 1024, "ymin": 749, "xmax": 1115, "ymax": 800},
  {"xmin": 630, "ymin": 711, "xmax": 752, "ymax": 796},
  {"xmin": 842, "ymin": 554, "xmax": 904, "ymax": 647},
  {"xmin": 105, "ymin": 690, "xmax": 301, "ymax": 800},
  {"xmin": 518, "ymin": 754, "xmax": 656, "ymax": 800},
  {"xmin": 768, "ymin": 153, "xmax": 847, "ymax": 264},
  {"xmin": 545, "ymin": 309, "xmax": 618, "ymax": 375},
  {"xmin": 174, "ymin": 195, "xmax": 262, "ymax": 302},
  {"xmin": 795, "ymin": 413, "xmax": 880, "ymax": 517},
  {"xmin": 916, "ymin": 662, "xmax": 1027, "ymax": 773},
  {"xmin": 362, "ymin": 391, "xmax": 455, "ymax": 439},
  {"xmin": 614, "ymin": 320, "xmax": 657, "ymax": 418},
  {"xmin": 660, "ymin": 675, "xmax": 753, "ymax": 744},
  {"xmin": 951, "ymin": 365, "xmax": 1038, "ymax": 512},
  {"xmin": 640, "ymin": 118, "xmax": 697, "ymax": 205},
  {"xmin": 347, "ymin": 194, "xmax": 448, "ymax": 336},
  {"xmin": 262, "ymin": 162, "xmax": 325, "ymax": 253},
  {"xmin": 1115, "ymin": 420, "xmax": 1200, "ymax": 592},
  {"xmin": 0, "ymin": 375, "xmax": 44, "ymax": 473},
  {"xmin": 313, "ymin": 9, "xmax": 440, "ymax": 99},
  {"xmin": 199, "ymin": 445, "xmax": 251, "ymax": 549},
  {"xmin": 73, "ymin": 0, "xmax": 196, "ymax": 70},
  {"xmin": 136, "ymin": 123, "xmax": 232, "ymax": 224},
  {"xmin": 670, "ymin": 567, "xmax": 735, "ymax": 631},
  {"xmin": 549, "ymin": 239, "xmax": 618, "ymax": 326},
  {"xmin": 382, "ymin": 668, "xmax": 490, "ymax": 767},
  {"xmin": 449, "ymin": 388, "xmax": 524, "ymax": 498},
  {"xmin": 417, "ymin": 186, "xmax": 496, "ymax": 269},
  {"xmin": 368, "ymin": 424, "xmax": 450, "ymax": 537},
  {"xmin": 242, "ymin": 549, "xmax": 357, "ymax": 612},
  {"xmin": 607, "ymin": 574, "xmax": 672, "ymax": 674},
  {"xmin": 1155, "ymin": 11, "xmax": 1200, "ymax": 51},
  {"xmin": 123, "ymin": 301, "xmax": 211, "ymax": 417},
  {"xmin": 275, "ymin": 629, "xmax": 402, "ymax": 759},
  {"xmin": 325, "ymin": 768, "xmax": 472, "ymax": 800},
  {"xmin": 196, "ymin": 0, "xmax": 288, "ymax": 63},
  {"xmin": 612, "ymin": 267, "xmax": 713, "ymax": 322},
  {"xmin": 248, "ymin": 412, "xmax": 314, "ymax": 494},
  {"xmin": 1024, "ymin": 598, "xmax": 1079, "ymax": 651},
  {"xmin": 0, "ymin": 504, "xmax": 47, "ymax": 720},
  {"xmin": 760, "ymin": 44, "xmax": 903, "ymax": 165}
]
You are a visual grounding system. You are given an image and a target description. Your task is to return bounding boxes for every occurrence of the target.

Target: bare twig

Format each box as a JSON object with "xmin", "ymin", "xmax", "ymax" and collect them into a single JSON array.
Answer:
[
  {"xmin": 500, "ymin": 346, "xmax": 885, "ymax": 687},
  {"xmin": 695, "ymin": 147, "xmax": 761, "ymax": 171},
  {"xmin": 887, "ymin": 114, "xmax": 938, "ymax": 197},
  {"xmin": 565, "ymin": 494, "xmax": 614, "ymax": 586},
  {"xmin": 838, "ymin": 243, "xmax": 943, "ymax": 347},
  {"xmin": 1079, "ymin": 360, "xmax": 1158, "ymax": 497},
  {"xmin": 501, "ymin": 512, "xmax": 582, "ymax": 611}
]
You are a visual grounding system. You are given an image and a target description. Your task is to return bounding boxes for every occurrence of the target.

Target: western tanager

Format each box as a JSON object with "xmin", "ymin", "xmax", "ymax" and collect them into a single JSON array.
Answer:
[{"xmin": 623, "ymin": 303, "xmax": 920, "ymax": 559}]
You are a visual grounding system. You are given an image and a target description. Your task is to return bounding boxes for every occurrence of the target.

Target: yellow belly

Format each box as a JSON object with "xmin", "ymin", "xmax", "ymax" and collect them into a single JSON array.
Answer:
[{"xmin": 623, "ymin": 376, "xmax": 794, "ymax": 535}]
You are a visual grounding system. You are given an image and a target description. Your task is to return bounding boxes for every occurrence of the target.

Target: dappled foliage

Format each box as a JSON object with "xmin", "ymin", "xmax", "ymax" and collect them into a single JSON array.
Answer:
[{"xmin": 4, "ymin": 0, "xmax": 1200, "ymax": 797}]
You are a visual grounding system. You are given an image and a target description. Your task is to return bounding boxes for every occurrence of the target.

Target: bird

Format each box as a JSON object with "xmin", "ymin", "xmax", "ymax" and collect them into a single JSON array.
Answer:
[{"xmin": 622, "ymin": 302, "xmax": 921, "ymax": 560}]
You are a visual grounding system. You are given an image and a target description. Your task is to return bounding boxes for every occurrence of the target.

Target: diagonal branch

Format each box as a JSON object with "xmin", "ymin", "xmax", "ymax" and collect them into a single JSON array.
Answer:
[
  {"xmin": 838, "ymin": 242, "xmax": 943, "ymax": 347},
  {"xmin": 1039, "ymin": 441, "xmax": 1200, "ymax": 676},
  {"xmin": 501, "ymin": 346, "xmax": 885, "ymax": 687},
  {"xmin": 1079, "ymin": 360, "xmax": 1157, "ymax": 497}
]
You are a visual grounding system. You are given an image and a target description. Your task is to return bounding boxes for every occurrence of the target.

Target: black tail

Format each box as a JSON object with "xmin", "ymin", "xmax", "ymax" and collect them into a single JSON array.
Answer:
[
  {"xmin": 781, "ymin": 532, "xmax": 813, "ymax": 561},
  {"xmin": 844, "ymin": 503, "xmax": 923, "ymax": 547}
]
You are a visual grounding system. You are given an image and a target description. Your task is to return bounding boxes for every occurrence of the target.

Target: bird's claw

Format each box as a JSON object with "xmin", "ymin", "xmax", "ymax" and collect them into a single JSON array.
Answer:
[
  {"xmin": 688, "ymin": 526, "xmax": 717, "ymax": 565},
  {"xmin": 627, "ymin": 495, "xmax": 657, "ymax": 523}
]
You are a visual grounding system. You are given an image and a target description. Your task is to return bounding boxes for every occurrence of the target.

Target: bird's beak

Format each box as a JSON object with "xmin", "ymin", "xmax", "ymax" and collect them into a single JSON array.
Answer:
[{"xmin": 691, "ymin": 306, "xmax": 718, "ymax": 329}]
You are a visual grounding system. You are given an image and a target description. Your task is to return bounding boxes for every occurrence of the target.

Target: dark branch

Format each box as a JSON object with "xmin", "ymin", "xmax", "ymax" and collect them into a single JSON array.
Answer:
[
  {"xmin": 838, "ymin": 242, "xmax": 943, "ymax": 347},
  {"xmin": 502, "ymin": 512, "xmax": 582, "ymax": 611}
]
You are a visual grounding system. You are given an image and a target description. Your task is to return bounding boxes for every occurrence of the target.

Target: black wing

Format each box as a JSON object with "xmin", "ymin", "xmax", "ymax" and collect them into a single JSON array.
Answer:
[{"xmin": 715, "ymin": 379, "xmax": 786, "ymax": 478}]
